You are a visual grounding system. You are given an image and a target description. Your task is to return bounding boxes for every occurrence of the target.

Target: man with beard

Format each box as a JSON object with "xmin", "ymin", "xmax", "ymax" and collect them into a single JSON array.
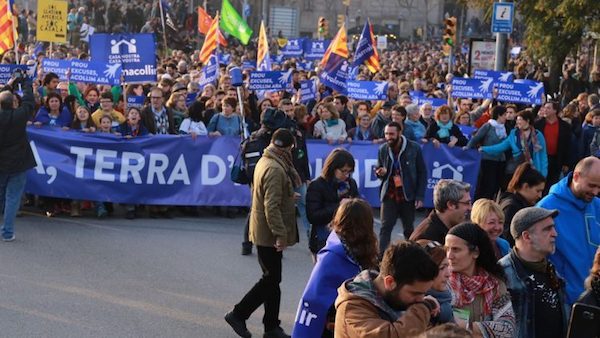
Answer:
[
  {"xmin": 500, "ymin": 207, "xmax": 569, "ymax": 338},
  {"xmin": 334, "ymin": 241, "xmax": 440, "ymax": 337},
  {"xmin": 375, "ymin": 122, "xmax": 426, "ymax": 256},
  {"xmin": 537, "ymin": 156, "xmax": 600, "ymax": 305}
]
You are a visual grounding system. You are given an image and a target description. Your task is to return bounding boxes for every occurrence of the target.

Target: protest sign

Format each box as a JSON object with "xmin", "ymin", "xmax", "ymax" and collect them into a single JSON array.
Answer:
[
  {"xmin": 496, "ymin": 81, "xmax": 545, "ymax": 105},
  {"xmin": 41, "ymin": 58, "xmax": 70, "ymax": 81},
  {"xmin": 346, "ymin": 80, "xmax": 388, "ymax": 100},
  {"xmin": 248, "ymin": 71, "xmax": 292, "ymax": 91},
  {"xmin": 300, "ymin": 79, "xmax": 317, "ymax": 103},
  {"xmin": 473, "ymin": 69, "xmax": 514, "ymax": 82},
  {"xmin": 451, "ymin": 78, "xmax": 494, "ymax": 100},
  {"xmin": 126, "ymin": 95, "xmax": 145, "ymax": 109},
  {"xmin": 304, "ymin": 40, "xmax": 331, "ymax": 60},
  {"xmin": 280, "ymin": 38, "xmax": 305, "ymax": 58},
  {"xmin": 0, "ymin": 64, "xmax": 28, "ymax": 85},
  {"xmin": 90, "ymin": 33, "xmax": 157, "ymax": 83},
  {"xmin": 37, "ymin": 0, "xmax": 68, "ymax": 43}
]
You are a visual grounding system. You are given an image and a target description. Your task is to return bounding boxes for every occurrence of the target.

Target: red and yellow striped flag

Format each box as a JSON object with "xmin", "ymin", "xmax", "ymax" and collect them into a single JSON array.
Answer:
[
  {"xmin": 365, "ymin": 20, "xmax": 381, "ymax": 73},
  {"xmin": 320, "ymin": 23, "xmax": 349, "ymax": 68},
  {"xmin": 0, "ymin": 0, "xmax": 15, "ymax": 54},
  {"xmin": 199, "ymin": 13, "xmax": 219, "ymax": 64}
]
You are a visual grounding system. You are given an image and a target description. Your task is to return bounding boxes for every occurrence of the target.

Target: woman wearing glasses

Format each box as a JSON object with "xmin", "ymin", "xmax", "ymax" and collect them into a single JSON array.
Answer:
[
  {"xmin": 417, "ymin": 240, "xmax": 454, "ymax": 325},
  {"xmin": 446, "ymin": 222, "xmax": 516, "ymax": 337},
  {"xmin": 306, "ymin": 149, "xmax": 358, "ymax": 258}
]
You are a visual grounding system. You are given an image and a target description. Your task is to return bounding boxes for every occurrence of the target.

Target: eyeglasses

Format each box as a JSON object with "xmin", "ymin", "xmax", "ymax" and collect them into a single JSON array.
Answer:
[
  {"xmin": 456, "ymin": 199, "xmax": 471, "ymax": 206},
  {"xmin": 151, "ymin": 96, "xmax": 163, "ymax": 99}
]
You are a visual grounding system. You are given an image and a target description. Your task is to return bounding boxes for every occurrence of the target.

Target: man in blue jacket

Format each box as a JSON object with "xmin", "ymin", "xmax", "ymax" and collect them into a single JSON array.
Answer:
[{"xmin": 537, "ymin": 156, "xmax": 600, "ymax": 304}]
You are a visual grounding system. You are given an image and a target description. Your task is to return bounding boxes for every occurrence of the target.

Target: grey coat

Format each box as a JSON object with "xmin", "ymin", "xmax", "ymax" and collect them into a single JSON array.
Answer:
[{"xmin": 466, "ymin": 122, "xmax": 507, "ymax": 161}]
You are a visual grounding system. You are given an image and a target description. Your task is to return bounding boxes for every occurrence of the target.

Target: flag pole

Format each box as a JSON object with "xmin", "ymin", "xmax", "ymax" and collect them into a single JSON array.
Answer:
[{"xmin": 158, "ymin": 0, "xmax": 169, "ymax": 57}]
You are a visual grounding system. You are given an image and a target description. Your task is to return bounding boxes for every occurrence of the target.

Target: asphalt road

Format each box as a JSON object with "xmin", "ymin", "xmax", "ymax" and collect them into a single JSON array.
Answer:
[{"xmin": 0, "ymin": 208, "xmax": 422, "ymax": 337}]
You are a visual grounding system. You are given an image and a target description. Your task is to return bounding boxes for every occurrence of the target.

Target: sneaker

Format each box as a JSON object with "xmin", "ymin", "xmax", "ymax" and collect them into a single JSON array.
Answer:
[
  {"xmin": 224, "ymin": 311, "xmax": 252, "ymax": 338},
  {"xmin": 2, "ymin": 235, "xmax": 15, "ymax": 242},
  {"xmin": 263, "ymin": 326, "xmax": 290, "ymax": 338},
  {"xmin": 241, "ymin": 243, "xmax": 252, "ymax": 256}
]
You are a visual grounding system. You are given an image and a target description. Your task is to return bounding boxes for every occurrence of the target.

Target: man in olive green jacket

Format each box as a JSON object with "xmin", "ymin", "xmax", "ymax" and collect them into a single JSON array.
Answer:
[{"xmin": 225, "ymin": 129, "xmax": 300, "ymax": 338}]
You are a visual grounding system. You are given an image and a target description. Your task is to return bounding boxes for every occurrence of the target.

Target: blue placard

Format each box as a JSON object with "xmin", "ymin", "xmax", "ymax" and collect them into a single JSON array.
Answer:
[
  {"xmin": 451, "ymin": 78, "xmax": 494, "ymax": 99},
  {"xmin": 280, "ymin": 38, "xmax": 305, "ymax": 58},
  {"xmin": 241, "ymin": 60, "xmax": 256, "ymax": 70},
  {"xmin": 492, "ymin": 2, "xmax": 514, "ymax": 34},
  {"xmin": 300, "ymin": 79, "xmax": 317, "ymax": 103},
  {"xmin": 186, "ymin": 92, "xmax": 198, "ymax": 107},
  {"xmin": 409, "ymin": 90, "xmax": 425, "ymax": 98},
  {"xmin": 218, "ymin": 53, "xmax": 231, "ymax": 65},
  {"xmin": 496, "ymin": 81, "xmax": 545, "ymax": 105},
  {"xmin": 126, "ymin": 95, "xmax": 145, "ymax": 109},
  {"xmin": 297, "ymin": 60, "xmax": 313, "ymax": 71},
  {"xmin": 304, "ymin": 39, "xmax": 331, "ymax": 60},
  {"xmin": 199, "ymin": 54, "xmax": 219, "ymax": 89},
  {"xmin": 473, "ymin": 69, "xmax": 514, "ymax": 82},
  {"xmin": 248, "ymin": 70, "xmax": 292, "ymax": 91},
  {"xmin": 415, "ymin": 97, "xmax": 447, "ymax": 111},
  {"xmin": 90, "ymin": 33, "xmax": 157, "ymax": 83},
  {"xmin": 346, "ymin": 80, "xmax": 388, "ymax": 100},
  {"xmin": 41, "ymin": 59, "xmax": 70, "ymax": 81},
  {"xmin": 0, "ymin": 64, "xmax": 28, "ymax": 84},
  {"xmin": 69, "ymin": 59, "xmax": 122, "ymax": 85}
]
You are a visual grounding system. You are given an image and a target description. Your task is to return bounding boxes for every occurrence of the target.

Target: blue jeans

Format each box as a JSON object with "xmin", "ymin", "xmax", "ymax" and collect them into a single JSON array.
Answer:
[
  {"xmin": 295, "ymin": 183, "xmax": 310, "ymax": 238},
  {"xmin": 0, "ymin": 171, "xmax": 27, "ymax": 239}
]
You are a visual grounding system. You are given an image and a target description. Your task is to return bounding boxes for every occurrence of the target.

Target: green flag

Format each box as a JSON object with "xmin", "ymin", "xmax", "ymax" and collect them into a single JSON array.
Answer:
[{"xmin": 220, "ymin": 0, "xmax": 253, "ymax": 45}]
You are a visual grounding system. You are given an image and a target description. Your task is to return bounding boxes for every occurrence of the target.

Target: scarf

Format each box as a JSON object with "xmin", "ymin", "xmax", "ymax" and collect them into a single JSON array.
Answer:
[
  {"xmin": 263, "ymin": 145, "xmax": 302, "ymax": 188},
  {"xmin": 436, "ymin": 120, "xmax": 453, "ymax": 139},
  {"xmin": 449, "ymin": 269, "xmax": 498, "ymax": 315},
  {"xmin": 516, "ymin": 127, "xmax": 541, "ymax": 164},
  {"xmin": 325, "ymin": 118, "xmax": 339, "ymax": 127},
  {"xmin": 406, "ymin": 119, "xmax": 426, "ymax": 139},
  {"xmin": 488, "ymin": 119, "xmax": 507, "ymax": 139}
]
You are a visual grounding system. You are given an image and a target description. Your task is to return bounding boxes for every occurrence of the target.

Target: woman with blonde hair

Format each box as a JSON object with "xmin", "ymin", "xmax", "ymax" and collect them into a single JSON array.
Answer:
[
  {"xmin": 471, "ymin": 199, "xmax": 511, "ymax": 260},
  {"xmin": 313, "ymin": 102, "xmax": 347, "ymax": 144}
]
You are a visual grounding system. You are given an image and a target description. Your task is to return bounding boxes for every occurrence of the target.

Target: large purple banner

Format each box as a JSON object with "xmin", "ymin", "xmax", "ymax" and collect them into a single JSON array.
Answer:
[{"xmin": 25, "ymin": 128, "xmax": 480, "ymax": 207}]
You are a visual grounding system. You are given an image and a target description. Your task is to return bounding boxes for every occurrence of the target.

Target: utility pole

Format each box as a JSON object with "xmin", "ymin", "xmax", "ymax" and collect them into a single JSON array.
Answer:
[{"xmin": 494, "ymin": 0, "xmax": 508, "ymax": 71}]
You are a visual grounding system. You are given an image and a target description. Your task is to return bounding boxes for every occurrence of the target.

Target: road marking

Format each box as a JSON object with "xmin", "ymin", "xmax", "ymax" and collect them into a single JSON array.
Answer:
[
  {"xmin": 20, "ymin": 211, "xmax": 126, "ymax": 232},
  {"xmin": 0, "ymin": 302, "xmax": 96, "ymax": 329}
]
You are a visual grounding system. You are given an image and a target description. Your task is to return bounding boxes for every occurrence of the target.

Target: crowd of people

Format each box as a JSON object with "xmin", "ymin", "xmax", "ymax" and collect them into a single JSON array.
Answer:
[{"xmin": 0, "ymin": 1, "xmax": 600, "ymax": 337}]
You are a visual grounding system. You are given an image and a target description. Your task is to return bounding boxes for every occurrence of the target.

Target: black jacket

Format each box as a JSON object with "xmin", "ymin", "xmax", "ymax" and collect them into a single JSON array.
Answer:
[
  {"xmin": 410, "ymin": 211, "xmax": 451, "ymax": 244},
  {"xmin": 425, "ymin": 122, "xmax": 468, "ymax": 147},
  {"xmin": 141, "ymin": 105, "xmax": 177, "ymax": 135},
  {"xmin": 306, "ymin": 176, "xmax": 359, "ymax": 228},
  {"xmin": 534, "ymin": 118, "xmax": 571, "ymax": 167},
  {"xmin": 0, "ymin": 82, "xmax": 36, "ymax": 174},
  {"xmin": 577, "ymin": 289, "xmax": 600, "ymax": 308},
  {"xmin": 499, "ymin": 192, "xmax": 531, "ymax": 246}
]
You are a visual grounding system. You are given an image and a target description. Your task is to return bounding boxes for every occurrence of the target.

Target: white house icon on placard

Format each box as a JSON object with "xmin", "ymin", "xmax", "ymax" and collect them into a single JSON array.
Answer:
[
  {"xmin": 110, "ymin": 39, "xmax": 137, "ymax": 54},
  {"xmin": 432, "ymin": 161, "xmax": 463, "ymax": 181}
]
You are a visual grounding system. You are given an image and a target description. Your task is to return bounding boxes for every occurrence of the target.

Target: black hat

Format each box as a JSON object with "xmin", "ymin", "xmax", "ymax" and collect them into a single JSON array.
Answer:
[
  {"xmin": 447, "ymin": 222, "xmax": 489, "ymax": 249},
  {"xmin": 271, "ymin": 128, "xmax": 295, "ymax": 148}
]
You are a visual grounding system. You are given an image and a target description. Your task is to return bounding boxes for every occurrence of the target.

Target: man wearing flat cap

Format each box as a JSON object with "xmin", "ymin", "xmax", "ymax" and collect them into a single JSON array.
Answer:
[{"xmin": 499, "ymin": 207, "xmax": 569, "ymax": 338}]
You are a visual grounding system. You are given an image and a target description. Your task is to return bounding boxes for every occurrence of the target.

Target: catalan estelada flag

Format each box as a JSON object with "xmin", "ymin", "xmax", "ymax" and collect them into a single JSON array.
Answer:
[
  {"xmin": 353, "ymin": 18, "xmax": 380, "ymax": 73},
  {"xmin": 319, "ymin": 24, "xmax": 349, "ymax": 94},
  {"xmin": 256, "ymin": 20, "xmax": 271, "ymax": 71},
  {"xmin": 199, "ymin": 13, "xmax": 219, "ymax": 64},
  {"xmin": 0, "ymin": 0, "xmax": 15, "ymax": 54}
]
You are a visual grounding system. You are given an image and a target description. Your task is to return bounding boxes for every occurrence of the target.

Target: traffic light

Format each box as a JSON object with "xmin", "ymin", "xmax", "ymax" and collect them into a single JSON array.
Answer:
[
  {"xmin": 318, "ymin": 16, "xmax": 328, "ymax": 36},
  {"xmin": 337, "ymin": 14, "xmax": 345, "ymax": 28},
  {"xmin": 443, "ymin": 16, "xmax": 457, "ymax": 47}
]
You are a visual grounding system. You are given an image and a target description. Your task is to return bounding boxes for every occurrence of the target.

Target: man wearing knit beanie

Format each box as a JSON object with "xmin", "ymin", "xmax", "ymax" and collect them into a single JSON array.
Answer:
[{"xmin": 499, "ymin": 207, "xmax": 569, "ymax": 338}]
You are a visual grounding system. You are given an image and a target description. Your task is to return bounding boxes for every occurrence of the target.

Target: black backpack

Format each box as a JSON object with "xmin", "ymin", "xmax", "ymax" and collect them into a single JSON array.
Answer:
[{"xmin": 230, "ymin": 130, "xmax": 272, "ymax": 185}]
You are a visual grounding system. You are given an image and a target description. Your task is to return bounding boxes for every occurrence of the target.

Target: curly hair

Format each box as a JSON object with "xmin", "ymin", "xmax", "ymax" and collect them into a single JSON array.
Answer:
[
  {"xmin": 329, "ymin": 199, "xmax": 378, "ymax": 270},
  {"xmin": 434, "ymin": 104, "xmax": 454, "ymax": 121}
]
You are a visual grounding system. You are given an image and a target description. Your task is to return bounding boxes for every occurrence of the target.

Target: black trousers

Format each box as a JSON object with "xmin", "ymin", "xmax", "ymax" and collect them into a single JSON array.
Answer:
[
  {"xmin": 546, "ymin": 155, "xmax": 561, "ymax": 195},
  {"xmin": 233, "ymin": 246, "xmax": 282, "ymax": 331},
  {"xmin": 379, "ymin": 197, "xmax": 416, "ymax": 256},
  {"xmin": 475, "ymin": 159, "xmax": 505, "ymax": 201}
]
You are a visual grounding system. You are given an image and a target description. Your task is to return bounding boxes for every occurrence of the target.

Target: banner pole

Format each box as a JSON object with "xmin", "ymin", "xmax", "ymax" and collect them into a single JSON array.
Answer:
[
  {"xmin": 158, "ymin": 0, "xmax": 169, "ymax": 57},
  {"xmin": 236, "ymin": 86, "xmax": 248, "ymax": 139}
]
